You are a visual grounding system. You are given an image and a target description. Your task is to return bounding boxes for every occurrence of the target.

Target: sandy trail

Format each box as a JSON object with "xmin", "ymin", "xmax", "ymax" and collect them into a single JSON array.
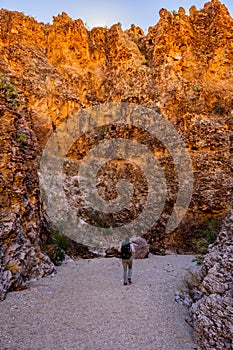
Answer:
[{"xmin": 0, "ymin": 255, "xmax": 201, "ymax": 350}]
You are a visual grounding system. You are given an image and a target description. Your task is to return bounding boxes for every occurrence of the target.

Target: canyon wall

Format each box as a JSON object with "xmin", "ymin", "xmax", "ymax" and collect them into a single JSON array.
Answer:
[
  {"xmin": 192, "ymin": 209, "xmax": 233, "ymax": 349},
  {"xmin": 176, "ymin": 209, "xmax": 233, "ymax": 349},
  {"xmin": 0, "ymin": 0, "xmax": 232, "ymax": 300},
  {"xmin": 0, "ymin": 98, "xmax": 55, "ymax": 300}
]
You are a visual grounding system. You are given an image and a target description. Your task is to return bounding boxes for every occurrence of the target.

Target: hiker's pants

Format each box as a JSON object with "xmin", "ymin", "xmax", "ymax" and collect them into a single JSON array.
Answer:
[{"xmin": 122, "ymin": 257, "xmax": 133, "ymax": 283}]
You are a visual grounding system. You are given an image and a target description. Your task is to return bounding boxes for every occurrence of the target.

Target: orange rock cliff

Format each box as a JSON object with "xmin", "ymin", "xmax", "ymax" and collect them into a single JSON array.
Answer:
[{"xmin": 0, "ymin": 0, "xmax": 232, "ymax": 299}]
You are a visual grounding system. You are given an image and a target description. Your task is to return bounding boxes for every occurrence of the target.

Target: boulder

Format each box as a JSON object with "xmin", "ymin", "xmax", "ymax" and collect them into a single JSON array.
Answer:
[
  {"xmin": 105, "ymin": 247, "xmax": 119, "ymax": 258},
  {"xmin": 131, "ymin": 237, "xmax": 149, "ymax": 259}
]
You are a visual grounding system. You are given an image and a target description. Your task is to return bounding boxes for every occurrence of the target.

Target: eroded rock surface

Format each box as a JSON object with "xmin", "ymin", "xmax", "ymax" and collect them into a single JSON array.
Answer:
[
  {"xmin": 0, "ymin": 100, "xmax": 55, "ymax": 301},
  {"xmin": 192, "ymin": 210, "xmax": 233, "ymax": 350},
  {"xmin": 0, "ymin": 0, "xmax": 232, "ymax": 302},
  {"xmin": 176, "ymin": 210, "xmax": 233, "ymax": 349}
]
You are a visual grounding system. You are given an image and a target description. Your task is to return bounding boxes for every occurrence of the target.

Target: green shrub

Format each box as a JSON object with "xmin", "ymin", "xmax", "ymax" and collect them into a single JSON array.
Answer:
[
  {"xmin": 15, "ymin": 132, "xmax": 27, "ymax": 142},
  {"xmin": 171, "ymin": 10, "xmax": 179, "ymax": 17},
  {"xmin": 194, "ymin": 85, "xmax": 202, "ymax": 92},
  {"xmin": 212, "ymin": 101, "xmax": 226, "ymax": 115},
  {"xmin": 52, "ymin": 232, "xmax": 70, "ymax": 251},
  {"xmin": 0, "ymin": 76, "xmax": 21, "ymax": 107},
  {"xmin": 192, "ymin": 217, "xmax": 220, "ymax": 256},
  {"xmin": 192, "ymin": 255, "xmax": 203, "ymax": 266},
  {"xmin": 45, "ymin": 232, "xmax": 71, "ymax": 265},
  {"xmin": 141, "ymin": 60, "xmax": 149, "ymax": 66},
  {"xmin": 178, "ymin": 269, "xmax": 202, "ymax": 299},
  {"xmin": 14, "ymin": 132, "xmax": 27, "ymax": 152}
]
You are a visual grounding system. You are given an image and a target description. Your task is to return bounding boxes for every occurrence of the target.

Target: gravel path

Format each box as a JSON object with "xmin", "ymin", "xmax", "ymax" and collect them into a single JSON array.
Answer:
[{"xmin": 0, "ymin": 255, "xmax": 201, "ymax": 350}]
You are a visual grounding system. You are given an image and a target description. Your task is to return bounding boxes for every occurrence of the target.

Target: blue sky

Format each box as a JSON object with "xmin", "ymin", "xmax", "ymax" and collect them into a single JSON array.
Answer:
[{"xmin": 1, "ymin": 0, "xmax": 232, "ymax": 31}]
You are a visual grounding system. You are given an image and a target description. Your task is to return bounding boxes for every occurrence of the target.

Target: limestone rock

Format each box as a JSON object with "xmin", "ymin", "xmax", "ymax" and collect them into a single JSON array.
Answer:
[
  {"xmin": 191, "ymin": 210, "xmax": 233, "ymax": 349},
  {"xmin": 0, "ymin": 0, "xmax": 233, "ymax": 302},
  {"xmin": 0, "ymin": 101, "xmax": 55, "ymax": 301},
  {"xmin": 177, "ymin": 210, "xmax": 233, "ymax": 349}
]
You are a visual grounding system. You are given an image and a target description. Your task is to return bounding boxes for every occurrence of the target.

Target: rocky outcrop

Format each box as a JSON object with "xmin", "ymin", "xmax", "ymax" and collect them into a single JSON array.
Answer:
[
  {"xmin": 192, "ymin": 210, "xmax": 233, "ymax": 349},
  {"xmin": 176, "ymin": 210, "xmax": 233, "ymax": 349},
  {"xmin": 0, "ymin": 98, "xmax": 55, "ymax": 301},
  {"xmin": 0, "ymin": 0, "xmax": 232, "ymax": 299}
]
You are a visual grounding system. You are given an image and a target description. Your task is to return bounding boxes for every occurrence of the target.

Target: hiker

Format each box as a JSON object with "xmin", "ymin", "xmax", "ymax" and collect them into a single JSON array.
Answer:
[{"xmin": 119, "ymin": 237, "xmax": 135, "ymax": 285}]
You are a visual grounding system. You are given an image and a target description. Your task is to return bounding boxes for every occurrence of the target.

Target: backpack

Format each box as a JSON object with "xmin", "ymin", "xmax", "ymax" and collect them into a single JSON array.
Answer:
[{"xmin": 121, "ymin": 243, "xmax": 132, "ymax": 259}]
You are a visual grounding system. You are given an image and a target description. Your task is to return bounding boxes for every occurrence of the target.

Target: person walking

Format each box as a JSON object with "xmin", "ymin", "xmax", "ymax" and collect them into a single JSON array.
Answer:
[{"xmin": 119, "ymin": 237, "xmax": 135, "ymax": 285}]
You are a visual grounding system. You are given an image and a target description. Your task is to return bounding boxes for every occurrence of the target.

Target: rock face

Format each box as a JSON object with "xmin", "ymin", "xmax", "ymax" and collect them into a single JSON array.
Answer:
[
  {"xmin": 191, "ymin": 210, "xmax": 233, "ymax": 349},
  {"xmin": 0, "ymin": 98, "xmax": 55, "ymax": 301},
  {"xmin": 0, "ymin": 0, "xmax": 232, "ymax": 300},
  {"xmin": 176, "ymin": 210, "xmax": 233, "ymax": 349}
]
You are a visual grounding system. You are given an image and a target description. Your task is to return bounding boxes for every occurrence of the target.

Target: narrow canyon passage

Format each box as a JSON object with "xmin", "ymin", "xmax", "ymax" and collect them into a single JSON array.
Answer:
[{"xmin": 0, "ymin": 255, "xmax": 200, "ymax": 350}]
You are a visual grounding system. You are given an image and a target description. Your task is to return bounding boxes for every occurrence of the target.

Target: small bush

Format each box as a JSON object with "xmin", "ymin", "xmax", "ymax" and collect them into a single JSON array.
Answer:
[
  {"xmin": 192, "ymin": 255, "xmax": 203, "ymax": 266},
  {"xmin": 194, "ymin": 85, "xmax": 202, "ymax": 92},
  {"xmin": 171, "ymin": 10, "xmax": 179, "ymax": 17},
  {"xmin": 0, "ymin": 76, "xmax": 21, "ymax": 107},
  {"xmin": 212, "ymin": 101, "xmax": 226, "ymax": 115},
  {"xmin": 179, "ymin": 270, "xmax": 202, "ymax": 300},
  {"xmin": 141, "ymin": 60, "xmax": 149, "ymax": 66},
  {"xmin": 42, "ymin": 231, "xmax": 71, "ymax": 266},
  {"xmin": 192, "ymin": 217, "xmax": 220, "ymax": 255},
  {"xmin": 14, "ymin": 132, "xmax": 27, "ymax": 152},
  {"xmin": 15, "ymin": 132, "xmax": 27, "ymax": 143},
  {"xmin": 52, "ymin": 232, "xmax": 70, "ymax": 251}
]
